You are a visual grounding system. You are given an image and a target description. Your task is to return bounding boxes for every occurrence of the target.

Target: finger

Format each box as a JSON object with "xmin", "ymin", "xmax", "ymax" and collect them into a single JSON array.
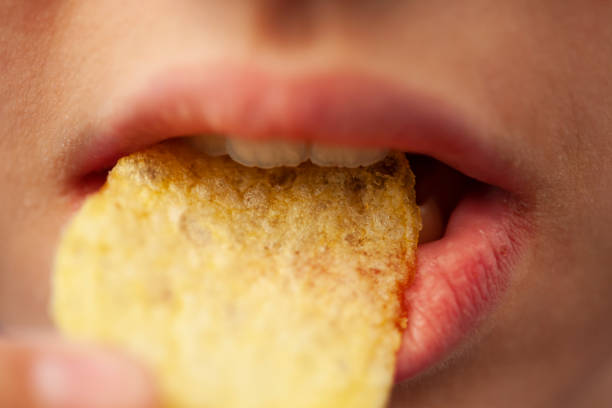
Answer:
[{"xmin": 0, "ymin": 336, "xmax": 160, "ymax": 408}]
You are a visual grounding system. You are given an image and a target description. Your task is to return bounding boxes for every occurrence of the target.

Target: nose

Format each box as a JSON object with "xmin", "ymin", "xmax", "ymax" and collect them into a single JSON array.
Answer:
[{"xmin": 252, "ymin": 0, "xmax": 321, "ymax": 46}]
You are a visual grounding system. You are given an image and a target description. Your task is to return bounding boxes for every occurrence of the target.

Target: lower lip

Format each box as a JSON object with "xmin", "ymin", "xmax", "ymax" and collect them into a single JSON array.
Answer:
[{"xmin": 395, "ymin": 186, "xmax": 530, "ymax": 381}]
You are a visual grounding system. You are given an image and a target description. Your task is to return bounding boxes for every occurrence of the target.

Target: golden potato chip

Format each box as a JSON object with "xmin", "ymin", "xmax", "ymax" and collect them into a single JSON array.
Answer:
[{"xmin": 52, "ymin": 140, "xmax": 420, "ymax": 408}]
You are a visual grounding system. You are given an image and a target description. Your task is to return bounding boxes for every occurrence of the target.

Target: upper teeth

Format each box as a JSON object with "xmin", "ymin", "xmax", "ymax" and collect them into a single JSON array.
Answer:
[
  {"xmin": 188, "ymin": 134, "xmax": 227, "ymax": 157},
  {"xmin": 309, "ymin": 144, "xmax": 388, "ymax": 168},
  {"xmin": 227, "ymin": 138, "xmax": 309, "ymax": 168},
  {"xmin": 188, "ymin": 135, "xmax": 388, "ymax": 168}
]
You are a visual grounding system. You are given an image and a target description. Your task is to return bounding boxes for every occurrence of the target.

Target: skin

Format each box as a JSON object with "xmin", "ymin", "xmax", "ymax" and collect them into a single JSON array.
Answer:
[{"xmin": 1, "ymin": 1, "xmax": 611, "ymax": 407}]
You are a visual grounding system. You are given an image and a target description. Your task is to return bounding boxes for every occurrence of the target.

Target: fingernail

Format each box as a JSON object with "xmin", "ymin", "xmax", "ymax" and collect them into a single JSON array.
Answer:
[{"xmin": 32, "ymin": 349, "xmax": 156, "ymax": 408}]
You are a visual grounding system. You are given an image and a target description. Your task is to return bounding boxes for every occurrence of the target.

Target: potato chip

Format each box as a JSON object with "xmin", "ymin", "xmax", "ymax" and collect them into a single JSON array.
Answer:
[{"xmin": 52, "ymin": 140, "xmax": 420, "ymax": 408}]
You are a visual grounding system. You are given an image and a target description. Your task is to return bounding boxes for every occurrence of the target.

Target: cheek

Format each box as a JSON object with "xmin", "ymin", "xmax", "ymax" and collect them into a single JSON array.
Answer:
[
  {"xmin": 0, "ymin": 201, "xmax": 71, "ymax": 329},
  {"xmin": 0, "ymin": 3, "xmax": 80, "ymax": 329}
]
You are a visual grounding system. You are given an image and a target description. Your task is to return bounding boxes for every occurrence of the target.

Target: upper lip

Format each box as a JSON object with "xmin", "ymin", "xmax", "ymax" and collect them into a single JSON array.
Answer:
[
  {"xmin": 73, "ymin": 64, "xmax": 534, "ymax": 382},
  {"xmin": 77, "ymin": 65, "xmax": 526, "ymax": 194}
]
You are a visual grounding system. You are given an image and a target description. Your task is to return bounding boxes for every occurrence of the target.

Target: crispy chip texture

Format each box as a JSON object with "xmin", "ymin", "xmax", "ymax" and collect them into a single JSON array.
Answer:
[{"xmin": 53, "ymin": 141, "xmax": 420, "ymax": 408}]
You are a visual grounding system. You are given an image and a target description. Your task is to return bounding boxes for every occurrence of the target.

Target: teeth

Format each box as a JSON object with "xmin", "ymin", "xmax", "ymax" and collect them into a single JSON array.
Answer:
[
  {"xmin": 310, "ymin": 145, "xmax": 388, "ymax": 168},
  {"xmin": 188, "ymin": 135, "xmax": 388, "ymax": 168},
  {"xmin": 227, "ymin": 138, "xmax": 309, "ymax": 168},
  {"xmin": 188, "ymin": 134, "xmax": 227, "ymax": 156},
  {"xmin": 418, "ymin": 197, "xmax": 444, "ymax": 244}
]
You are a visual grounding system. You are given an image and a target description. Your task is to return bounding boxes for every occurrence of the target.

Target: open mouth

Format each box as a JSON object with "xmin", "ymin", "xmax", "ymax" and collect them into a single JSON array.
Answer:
[{"xmin": 68, "ymin": 66, "xmax": 533, "ymax": 383}]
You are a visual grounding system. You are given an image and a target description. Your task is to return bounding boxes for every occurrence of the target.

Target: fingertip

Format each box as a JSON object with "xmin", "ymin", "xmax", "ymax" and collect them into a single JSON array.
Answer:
[
  {"xmin": 32, "ymin": 347, "xmax": 160, "ymax": 408},
  {"xmin": 0, "ymin": 337, "xmax": 160, "ymax": 408}
]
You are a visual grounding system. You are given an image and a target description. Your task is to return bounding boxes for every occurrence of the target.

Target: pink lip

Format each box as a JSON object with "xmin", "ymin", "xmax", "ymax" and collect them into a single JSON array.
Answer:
[
  {"xmin": 76, "ymin": 65, "xmax": 533, "ymax": 382},
  {"xmin": 396, "ymin": 187, "xmax": 530, "ymax": 380}
]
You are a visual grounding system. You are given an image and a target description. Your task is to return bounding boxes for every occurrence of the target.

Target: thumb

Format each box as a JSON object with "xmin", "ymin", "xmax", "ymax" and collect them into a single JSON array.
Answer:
[{"xmin": 0, "ymin": 334, "xmax": 160, "ymax": 408}]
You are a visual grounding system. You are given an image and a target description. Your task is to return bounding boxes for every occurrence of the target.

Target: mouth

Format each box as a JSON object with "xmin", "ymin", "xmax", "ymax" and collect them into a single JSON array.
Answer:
[{"xmin": 68, "ymin": 65, "xmax": 533, "ymax": 382}]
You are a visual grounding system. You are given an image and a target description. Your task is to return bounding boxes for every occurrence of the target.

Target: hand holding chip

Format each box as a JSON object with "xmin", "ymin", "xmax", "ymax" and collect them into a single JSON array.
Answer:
[{"xmin": 0, "ymin": 335, "xmax": 159, "ymax": 408}]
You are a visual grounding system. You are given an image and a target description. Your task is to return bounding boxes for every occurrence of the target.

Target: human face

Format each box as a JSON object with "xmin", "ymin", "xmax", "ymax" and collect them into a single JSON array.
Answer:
[{"xmin": 2, "ymin": 2, "xmax": 612, "ymax": 406}]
